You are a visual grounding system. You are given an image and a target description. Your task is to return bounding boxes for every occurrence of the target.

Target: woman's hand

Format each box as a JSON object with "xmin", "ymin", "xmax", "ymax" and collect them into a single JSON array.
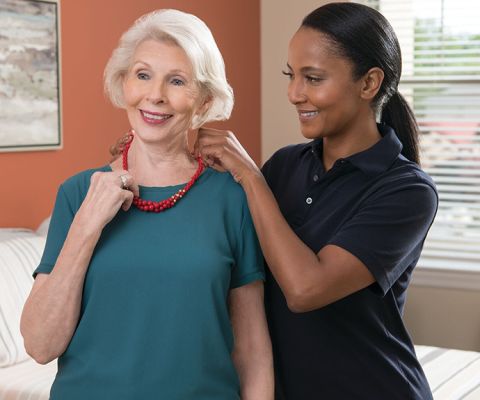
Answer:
[
  {"xmin": 21, "ymin": 168, "xmax": 140, "ymax": 364},
  {"xmin": 76, "ymin": 170, "xmax": 140, "ymax": 233},
  {"xmin": 194, "ymin": 128, "xmax": 261, "ymax": 184}
]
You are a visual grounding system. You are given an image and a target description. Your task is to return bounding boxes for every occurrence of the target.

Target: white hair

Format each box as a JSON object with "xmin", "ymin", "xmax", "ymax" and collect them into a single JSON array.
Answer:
[{"xmin": 104, "ymin": 9, "xmax": 234, "ymax": 128}]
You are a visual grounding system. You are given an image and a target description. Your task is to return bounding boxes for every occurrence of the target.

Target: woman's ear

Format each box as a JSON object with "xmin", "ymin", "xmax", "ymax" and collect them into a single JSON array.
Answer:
[
  {"xmin": 198, "ymin": 94, "xmax": 213, "ymax": 115},
  {"xmin": 192, "ymin": 94, "xmax": 213, "ymax": 129},
  {"xmin": 360, "ymin": 67, "xmax": 384, "ymax": 100}
]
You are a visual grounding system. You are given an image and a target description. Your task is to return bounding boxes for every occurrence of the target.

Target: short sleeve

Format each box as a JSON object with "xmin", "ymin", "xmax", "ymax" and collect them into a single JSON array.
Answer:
[
  {"xmin": 328, "ymin": 178, "xmax": 438, "ymax": 295},
  {"xmin": 230, "ymin": 202, "xmax": 265, "ymax": 289},
  {"xmin": 261, "ymin": 156, "xmax": 272, "ymax": 181},
  {"xmin": 34, "ymin": 184, "xmax": 75, "ymax": 277}
]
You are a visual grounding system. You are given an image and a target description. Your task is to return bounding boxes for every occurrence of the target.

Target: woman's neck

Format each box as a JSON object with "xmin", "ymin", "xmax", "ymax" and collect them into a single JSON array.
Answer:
[
  {"xmin": 322, "ymin": 118, "xmax": 381, "ymax": 171},
  {"xmin": 117, "ymin": 134, "xmax": 198, "ymax": 187}
]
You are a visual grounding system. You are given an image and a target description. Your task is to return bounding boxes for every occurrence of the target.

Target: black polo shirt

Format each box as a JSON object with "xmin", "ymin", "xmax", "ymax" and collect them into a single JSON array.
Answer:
[{"xmin": 262, "ymin": 125, "xmax": 438, "ymax": 400}]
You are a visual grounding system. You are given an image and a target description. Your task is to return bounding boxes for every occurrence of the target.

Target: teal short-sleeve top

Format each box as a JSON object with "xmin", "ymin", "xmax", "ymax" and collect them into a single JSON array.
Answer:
[{"xmin": 34, "ymin": 166, "xmax": 264, "ymax": 400}]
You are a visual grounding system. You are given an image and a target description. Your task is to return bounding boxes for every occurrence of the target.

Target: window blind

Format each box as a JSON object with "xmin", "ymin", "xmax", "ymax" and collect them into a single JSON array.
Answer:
[{"xmin": 355, "ymin": 0, "xmax": 480, "ymax": 271}]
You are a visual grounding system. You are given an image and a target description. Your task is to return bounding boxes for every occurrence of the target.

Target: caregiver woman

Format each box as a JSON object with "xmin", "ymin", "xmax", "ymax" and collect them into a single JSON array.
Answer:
[{"xmin": 195, "ymin": 3, "xmax": 438, "ymax": 400}]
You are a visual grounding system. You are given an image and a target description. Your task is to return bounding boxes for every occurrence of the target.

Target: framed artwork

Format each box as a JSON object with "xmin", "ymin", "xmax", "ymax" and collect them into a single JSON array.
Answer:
[{"xmin": 0, "ymin": 0, "xmax": 61, "ymax": 152}]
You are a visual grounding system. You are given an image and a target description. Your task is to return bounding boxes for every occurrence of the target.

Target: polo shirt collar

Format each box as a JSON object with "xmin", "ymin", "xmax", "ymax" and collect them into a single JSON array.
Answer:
[{"xmin": 307, "ymin": 124, "xmax": 403, "ymax": 176}]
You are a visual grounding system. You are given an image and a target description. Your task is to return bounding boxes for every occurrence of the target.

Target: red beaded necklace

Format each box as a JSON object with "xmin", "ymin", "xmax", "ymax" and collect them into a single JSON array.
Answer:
[{"xmin": 122, "ymin": 133, "xmax": 205, "ymax": 213}]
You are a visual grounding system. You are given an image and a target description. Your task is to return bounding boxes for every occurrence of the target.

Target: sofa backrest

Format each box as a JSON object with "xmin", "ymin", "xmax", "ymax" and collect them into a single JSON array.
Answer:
[{"xmin": 0, "ymin": 229, "xmax": 46, "ymax": 367}]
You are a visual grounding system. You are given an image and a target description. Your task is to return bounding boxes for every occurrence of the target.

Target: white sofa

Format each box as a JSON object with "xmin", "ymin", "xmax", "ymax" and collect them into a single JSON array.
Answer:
[
  {"xmin": 1, "ymin": 223, "xmax": 479, "ymax": 400},
  {"xmin": 0, "ymin": 223, "xmax": 56, "ymax": 400}
]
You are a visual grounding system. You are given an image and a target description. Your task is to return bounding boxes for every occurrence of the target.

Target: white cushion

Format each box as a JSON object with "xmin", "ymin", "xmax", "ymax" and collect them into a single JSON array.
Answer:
[
  {"xmin": 0, "ymin": 358, "xmax": 56, "ymax": 400},
  {"xmin": 0, "ymin": 230, "xmax": 46, "ymax": 367},
  {"xmin": 36, "ymin": 217, "xmax": 51, "ymax": 238},
  {"xmin": 0, "ymin": 229, "xmax": 34, "ymax": 240}
]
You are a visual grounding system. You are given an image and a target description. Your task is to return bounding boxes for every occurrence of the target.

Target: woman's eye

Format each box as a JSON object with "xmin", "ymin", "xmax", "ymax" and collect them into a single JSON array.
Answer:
[
  {"xmin": 136, "ymin": 72, "xmax": 150, "ymax": 80},
  {"xmin": 171, "ymin": 78, "xmax": 185, "ymax": 86},
  {"xmin": 282, "ymin": 70, "xmax": 293, "ymax": 80},
  {"xmin": 306, "ymin": 75, "xmax": 322, "ymax": 83}
]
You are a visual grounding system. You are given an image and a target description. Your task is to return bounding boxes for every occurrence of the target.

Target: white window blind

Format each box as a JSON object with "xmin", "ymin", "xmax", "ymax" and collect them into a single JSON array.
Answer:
[{"xmin": 355, "ymin": 0, "xmax": 480, "ymax": 272}]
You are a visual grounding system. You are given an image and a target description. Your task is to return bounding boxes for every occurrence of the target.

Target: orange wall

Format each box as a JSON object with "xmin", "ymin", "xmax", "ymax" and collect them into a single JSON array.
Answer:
[{"xmin": 0, "ymin": 0, "xmax": 260, "ymax": 229}]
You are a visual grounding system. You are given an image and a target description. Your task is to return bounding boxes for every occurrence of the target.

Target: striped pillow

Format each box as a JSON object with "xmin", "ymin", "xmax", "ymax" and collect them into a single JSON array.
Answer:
[{"xmin": 0, "ymin": 230, "xmax": 46, "ymax": 367}]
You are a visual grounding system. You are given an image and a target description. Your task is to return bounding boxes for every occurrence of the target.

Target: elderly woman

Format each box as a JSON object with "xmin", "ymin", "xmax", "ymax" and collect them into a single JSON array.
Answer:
[{"xmin": 20, "ymin": 9, "xmax": 273, "ymax": 400}]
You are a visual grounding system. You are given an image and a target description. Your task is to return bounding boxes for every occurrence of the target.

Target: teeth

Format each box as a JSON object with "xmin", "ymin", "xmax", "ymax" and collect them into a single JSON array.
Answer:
[
  {"xmin": 300, "ymin": 111, "xmax": 318, "ymax": 117},
  {"xmin": 143, "ymin": 111, "xmax": 171, "ymax": 120}
]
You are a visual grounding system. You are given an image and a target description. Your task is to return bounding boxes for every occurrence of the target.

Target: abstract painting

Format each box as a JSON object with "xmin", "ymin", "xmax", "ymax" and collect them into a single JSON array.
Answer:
[{"xmin": 0, "ymin": 0, "xmax": 61, "ymax": 152}]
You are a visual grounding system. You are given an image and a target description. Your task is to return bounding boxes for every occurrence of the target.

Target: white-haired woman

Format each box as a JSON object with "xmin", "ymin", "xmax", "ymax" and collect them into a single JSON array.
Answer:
[{"xmin": 21, "ymin": 9, "xmax": 273, "ymax": 400}]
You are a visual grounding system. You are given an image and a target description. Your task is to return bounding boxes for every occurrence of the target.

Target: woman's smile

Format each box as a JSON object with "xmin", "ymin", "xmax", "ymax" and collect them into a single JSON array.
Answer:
[
  {"xmin": 297, "ymin": 109, "xmax": 319, "ymax": 123},
  {"xmin": 139, "ymin": 109, "xmax": 173, "ymax": 125}
]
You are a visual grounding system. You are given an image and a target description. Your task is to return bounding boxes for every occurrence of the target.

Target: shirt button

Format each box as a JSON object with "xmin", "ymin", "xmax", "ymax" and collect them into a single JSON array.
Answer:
[
  {"xmin": 306, "ymin": 197, "xmax": 313, "ymax": 205},
  {"xmin": 313, "ymin": 174, "xmax": 319, "ymax": 182}
]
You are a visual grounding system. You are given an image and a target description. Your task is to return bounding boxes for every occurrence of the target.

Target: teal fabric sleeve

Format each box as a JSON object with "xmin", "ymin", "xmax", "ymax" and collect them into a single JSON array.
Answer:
[
  {"xmin": 230, "ymin": 200, "xmax": 265, "ymax": 288},
  {"xmin": 34, "ymin": 184, "xmax": 75, "ymax": 277}
]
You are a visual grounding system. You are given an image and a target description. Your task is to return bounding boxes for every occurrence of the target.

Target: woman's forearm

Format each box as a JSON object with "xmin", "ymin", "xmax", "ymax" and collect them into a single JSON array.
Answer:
[
  {"xmin": 20, "ymin": 215, "xmax": 101, "ymax": 364},
  {"xmin": 233, "ymin": 346, "xmax": 274, "ymax": 400},
  {"xmin": 240, "ymin": 172, "xmax": 323, "ymax": 311},
  {"xmin": 230, "ymin": 281, "xmax": 274, "ymax": 399}
]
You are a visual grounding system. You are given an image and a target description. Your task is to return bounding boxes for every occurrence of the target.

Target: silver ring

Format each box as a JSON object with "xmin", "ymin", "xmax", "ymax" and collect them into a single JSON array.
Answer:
[{"xmin": 119, "ymin": 174, "xmax": 129, "ymax": 189}]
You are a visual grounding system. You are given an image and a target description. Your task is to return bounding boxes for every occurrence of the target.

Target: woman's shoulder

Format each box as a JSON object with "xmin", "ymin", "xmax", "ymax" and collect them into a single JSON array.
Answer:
[
  {"xmin": 203, "ymin": 168, "xmax": 245, "ymax": 197},
  {"xmin": 202, "ymin": 168, "xmax": 253, "ymax": 211},
  {"xmin": 370, "ymin": 158, "xmax": 439, "ymax": 213},
  {"xmin": 390, "ymin": 157, "xmax": 437, "ymax": 192},
  {"xmin": 61, "ymin": 165, "xmax": 111, "ymax": 194},
  {"xmin": 267, "ymin": 142, "xmax": 312, "ymax": 164},
  {"xmin": 261, "ymin": 142, "xmax": 312, "ymax": 187}
]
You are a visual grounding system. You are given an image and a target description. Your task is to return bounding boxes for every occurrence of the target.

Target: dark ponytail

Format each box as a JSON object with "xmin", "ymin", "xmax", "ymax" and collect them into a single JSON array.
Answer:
[
  {"xmin": 381, "ymin": 92, "xmax": 420, "ymax": 164},
  {"xmin": 302, "ymin": 2, "xmax": 420, "ymax": 164}
]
